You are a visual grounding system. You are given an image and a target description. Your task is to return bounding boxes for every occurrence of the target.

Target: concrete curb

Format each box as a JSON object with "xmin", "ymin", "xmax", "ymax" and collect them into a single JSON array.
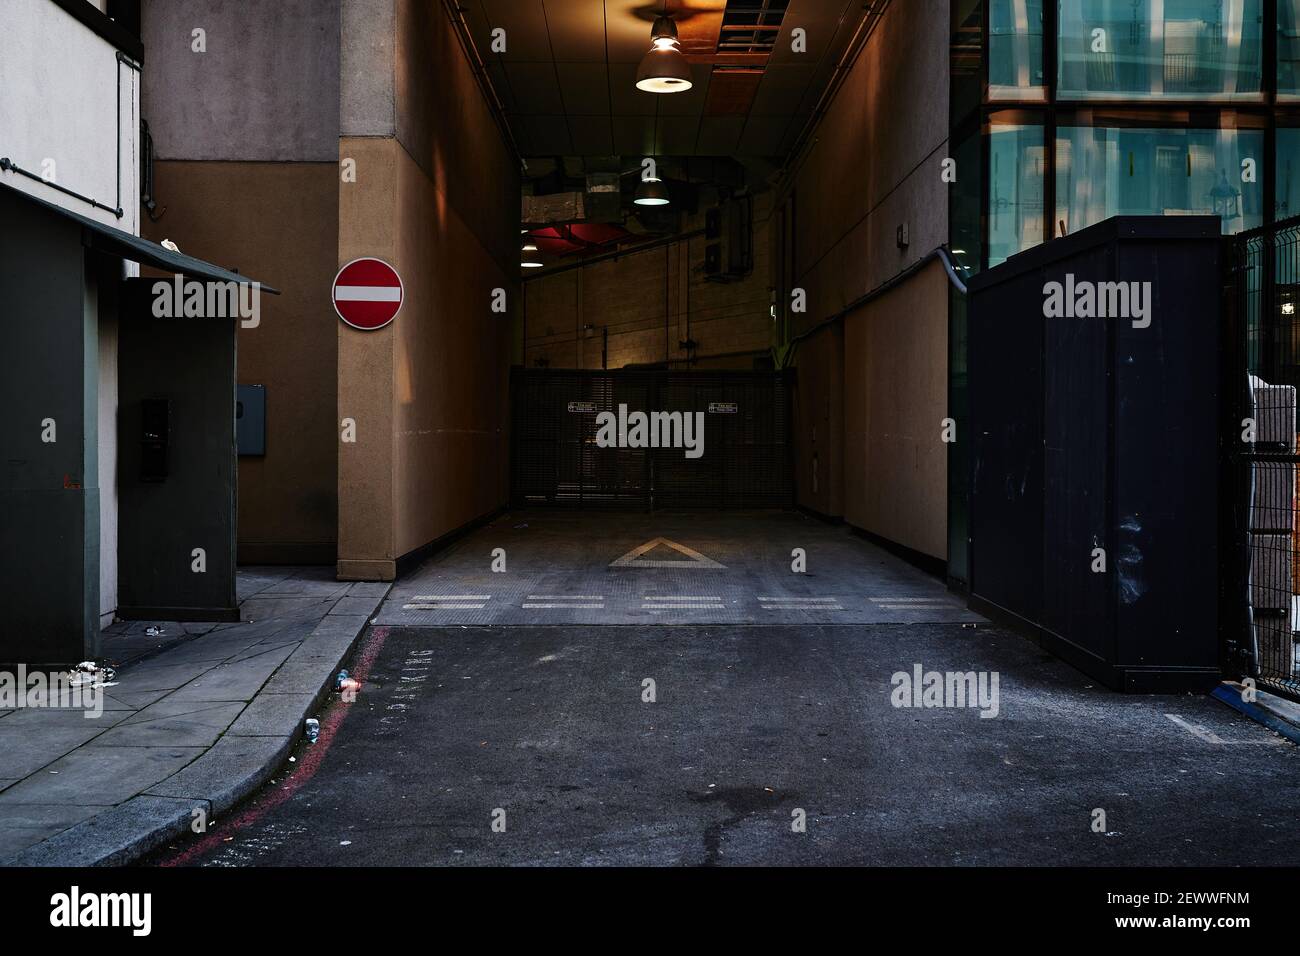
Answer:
[
  {"xmin": 2, "ymin": 586, "xmax": 388, "ymax": 866},
  {"xmin": 1211, "ymin": 682, "xmax": 1300, "ymax": 746}
]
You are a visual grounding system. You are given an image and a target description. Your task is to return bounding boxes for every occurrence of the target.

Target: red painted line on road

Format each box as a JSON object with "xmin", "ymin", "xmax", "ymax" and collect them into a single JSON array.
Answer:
[{"xmin": 159, "ymin": 625, "xmax": 392, "ymax": 867}]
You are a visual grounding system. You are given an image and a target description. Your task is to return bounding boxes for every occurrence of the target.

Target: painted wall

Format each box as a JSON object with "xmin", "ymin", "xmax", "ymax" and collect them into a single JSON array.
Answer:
[
  {"xmin": 0, "ymin": 191, "xmax": 99, "ymax": 664},
  {"xmin": 0, "ymin": 0, "xmax": 140, "ymax": 234},
  {"xmin": 141, "ymin": 0, "xmax": 342, "ymax": 564},
  {"xmin": 97, "ymin": 310, "xmax": 119, "ymax": 626},
  {"xmin": 116, "ymin": 305, "xmax": 237, "ymax": 618},
  {"xmin": 843, "ymin": 260, "xmax": 950, "ymax": 559},
  {"xmin": 337, "ymin": 0, "xmax": 517, "ymax": 580},
  {"xmin": 784, "ymin": 0, "xmax": 951, "ymax": 559},
  {"xmin": 522, "ymin": 197, "xmax": 775, "ymax": 371},
  {"xmin": 141, "ymin": 0, "xmax": 340, "ymax": 163}
]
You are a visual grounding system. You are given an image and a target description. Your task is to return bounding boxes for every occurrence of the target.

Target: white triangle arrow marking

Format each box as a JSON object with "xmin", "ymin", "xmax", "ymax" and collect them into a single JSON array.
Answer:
[{"xmin": 609, "ymin": 537, "xmax": 726, "ymax": 569}]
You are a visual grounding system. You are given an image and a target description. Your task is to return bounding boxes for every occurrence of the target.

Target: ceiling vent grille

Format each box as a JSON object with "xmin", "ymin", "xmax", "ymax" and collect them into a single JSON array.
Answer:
[{"xmin": 716, "ymin": 0, "xmax": 790, "ymax": 55}]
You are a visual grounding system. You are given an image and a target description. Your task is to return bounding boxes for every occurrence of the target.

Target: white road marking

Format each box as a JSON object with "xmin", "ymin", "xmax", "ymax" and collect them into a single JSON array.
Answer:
[
  {"xmin": 522, "ymin": 603, "xmax": 605, "ymax": 609},
  {"xmin": 758, "ymin": 597, "xmax": 839, "ymax": 603},
  {"xmin": 410, "ymin": 594, "xmax": 491, "ymax": 600},
  {"xmin": 643, "ymin": 596, "xmax": 721, "ymax": 601},
  {"xmin": 876, "ymin": 604, "xmax": 958, "ymax": 611},
  {"xmin": 1164, "ymin": 713, "xmax": 1281, "ymax": 745},
  {"xmin": 870, "ymin": 597, "xmax": 951, "ymax": 603},
  {"xmin": 641, "ymin": 604, "xmax": 726, "ymax": 610},
  {"xmin": 528, "ymin": 595, "xmax": 603, "ymax": 600},
  {"xmin": 762, "ymin": 605, "xmax": 845, "ymax": 611},
  {"xmin": 404, "ymin": 603, "xmax": 485, "ymax": 610}
]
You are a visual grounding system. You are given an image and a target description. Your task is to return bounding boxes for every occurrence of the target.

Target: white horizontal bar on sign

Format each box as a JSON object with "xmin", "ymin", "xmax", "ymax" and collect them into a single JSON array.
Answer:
[{"xmin": 335, "ymin": 286, "xmax": 402, "ymax": 302}]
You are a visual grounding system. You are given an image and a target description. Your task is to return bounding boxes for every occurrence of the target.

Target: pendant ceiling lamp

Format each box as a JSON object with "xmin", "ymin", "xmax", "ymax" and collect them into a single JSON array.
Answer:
[
  {"xmin": 521, "ymin": 241, "xmax": 544, "ymax": 268},
  {"xmin": 636, "ymin": 16, "xmax": 692, "ymax": 93},
  {"xmin": 634, "ymin": 177, "xmax": 671, "ymax": 206}
]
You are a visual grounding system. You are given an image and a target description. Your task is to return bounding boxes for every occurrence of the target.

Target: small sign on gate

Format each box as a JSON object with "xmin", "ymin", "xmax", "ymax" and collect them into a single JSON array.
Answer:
[
  {"xmin": 708, "ymin": 402, "xmax": 739, "ymax": 414},
  {"xmin": 568, "ymin": 401, "xmax": 597, "ymax": 413}
]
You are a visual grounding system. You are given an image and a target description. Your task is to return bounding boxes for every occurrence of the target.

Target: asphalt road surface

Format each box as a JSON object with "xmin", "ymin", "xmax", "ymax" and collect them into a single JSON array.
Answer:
[{"xmin": 151, "ymin": 621, "xmax": 1300, "ymax": 867}]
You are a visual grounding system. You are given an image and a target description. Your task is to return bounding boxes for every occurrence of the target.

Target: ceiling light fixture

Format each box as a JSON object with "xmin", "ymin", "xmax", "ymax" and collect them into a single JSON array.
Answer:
[
  {"xmin": 634, "ymin": 177, "xmax": 671, "ymax": 206},
  {"xmin": 636, "ymin": 16, "xmax": 692, "ymax": 93},
  {"xmin": 521, "ymin": 241, "xmax": 544, "ymax": 268}
]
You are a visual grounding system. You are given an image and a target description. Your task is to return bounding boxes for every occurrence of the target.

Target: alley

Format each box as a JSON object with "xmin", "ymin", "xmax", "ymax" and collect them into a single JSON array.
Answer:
[
  {"xmin": 148, "ymin": 512, "xmax": 1300, "ymax": 867},
  {"xmin": 153, "ymin": 618, "xmax": 1299, "ymax": 867}
]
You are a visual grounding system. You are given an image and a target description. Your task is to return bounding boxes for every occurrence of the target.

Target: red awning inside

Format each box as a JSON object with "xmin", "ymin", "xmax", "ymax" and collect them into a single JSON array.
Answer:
[{"xmin": 527, "ymin": 223, "xmax": 633, "ymax": 257}]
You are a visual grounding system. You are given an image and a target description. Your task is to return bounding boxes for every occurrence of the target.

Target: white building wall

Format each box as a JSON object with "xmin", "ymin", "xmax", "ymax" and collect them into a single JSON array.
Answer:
[{"xmin": 0, "ymin": 0, "xmax": 140, "ymax": 236}]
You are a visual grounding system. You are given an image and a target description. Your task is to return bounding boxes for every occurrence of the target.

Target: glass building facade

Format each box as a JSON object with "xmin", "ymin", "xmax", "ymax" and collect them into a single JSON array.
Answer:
[
  {"xmin": 947, "ymin": 1, "xmax": 1300, "ymax": 584},
  {"xmin": 955, "ymin": 1, "xmax": 1300, "ymax": 272}
]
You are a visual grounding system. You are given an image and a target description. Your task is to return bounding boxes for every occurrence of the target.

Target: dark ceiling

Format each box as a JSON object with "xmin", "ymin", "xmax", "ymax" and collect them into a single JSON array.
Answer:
[{"xmin": 458, "ymin": 0, "xmax": 871, "ymax": 160}]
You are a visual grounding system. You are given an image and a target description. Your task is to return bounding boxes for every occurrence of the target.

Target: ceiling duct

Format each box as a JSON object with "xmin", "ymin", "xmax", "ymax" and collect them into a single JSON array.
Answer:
[{"xmin": 584, "ymin": 172, "xmax": 623, "ymax": 223}]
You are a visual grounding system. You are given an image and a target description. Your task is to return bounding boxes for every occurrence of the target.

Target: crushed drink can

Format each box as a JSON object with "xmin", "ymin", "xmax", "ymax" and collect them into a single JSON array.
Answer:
[
  {"xmin": 335, "ymin": 669, "xmax": 350, "ymax": 692},
  {"xmin": 304, "ymin": 718, "xmax": 320, "ymax": 744}
]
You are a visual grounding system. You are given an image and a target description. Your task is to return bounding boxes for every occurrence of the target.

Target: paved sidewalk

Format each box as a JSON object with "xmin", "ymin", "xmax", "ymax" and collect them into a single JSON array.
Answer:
[{"xmin": 0, "ymin": 567, "xmax": 389, "ymax": 865}]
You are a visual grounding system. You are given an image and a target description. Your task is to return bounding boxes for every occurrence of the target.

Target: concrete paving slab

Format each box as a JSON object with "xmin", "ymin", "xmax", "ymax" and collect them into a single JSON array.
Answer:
[
  {"xmin": 0, "ymin": 745, "xmax": 204, "ymax": 806},
  {"xmin": 330, "ymin": 595, "xmax": 385, "ymax": 617},
  {"xmin": 103, "ymin": 687, "xmax": 173, "ymax": 710},
  {"xmin": 94, "ymin": 701, "xmax": 243, "ymax": 748},
  {"xmin": 260, "ymin": 660, "xmax": 337, "ymax": 697},
  {"xmin": 3, "ymin": 796, "xmax": 203, "ymax": 866},
  {"xmin": 240, "ymin": 595, "xmax": 341, "ymax": 622},
  {"xmin": 114, "ymin": 659, "xmax": 221, "ymax": 692},
  {"xmin": 225, "ymin": 693, "xmax": 316, "ymax": 738},
  {"xmin": 3, "ymin": 566, "xmax": 385, "ymax": 865},
  {"xmin": 286, "ymin": 615, "xmax": 371, "ymax": 664},
  {"xmin": 145, "ymin": 735, "xmax": 292, "ymax": 814},
  {"xmin": 0, "ymin": 713, "xmax": 121, "ymax": 778},
  {"xmin": 165, "ymin": 644, "xmax": 296, "ymax": 703},
  {"xmin": 0, "ymin": 805, "xmax": 104, "ymax": 859}
]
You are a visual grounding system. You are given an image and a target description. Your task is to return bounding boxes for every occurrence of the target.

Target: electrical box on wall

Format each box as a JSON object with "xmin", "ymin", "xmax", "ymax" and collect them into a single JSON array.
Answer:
[
  {"xmin": 704, "ymin": 195, "xmax": 754, "ymax": 282},
  {"xmin": 237, "ymin": 384, "xmax": 266, "ymax": 456},
  {"xmin": 140, "ymin": 398, "xmax": 169, "ymax": 482}
]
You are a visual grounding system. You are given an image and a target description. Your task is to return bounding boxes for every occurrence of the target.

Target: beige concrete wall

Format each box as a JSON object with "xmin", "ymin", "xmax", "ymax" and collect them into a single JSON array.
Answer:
[
  {"xmin": 143, "ymin": 162, "xmax": 340, "ymax": 564},
  {"xmin": 523, "ymin": 196, "xmax": 774, "ymax": 370},
  {"xmin": 843, "ymin": 260, "xmax": 949, "ymax": 559},
  {"xmin": 337, "ymin": 0, "xmax": 517, "ymax": 580},
  {"xmin": 784, "ymin": 0, "xmax": 949, "ymax": 558}
]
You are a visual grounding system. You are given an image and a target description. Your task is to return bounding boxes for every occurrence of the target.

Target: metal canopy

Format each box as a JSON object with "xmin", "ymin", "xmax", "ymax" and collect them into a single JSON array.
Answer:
[{"xmin": 0, "ymin": 180, "xmax": 280, "ymax": 294}]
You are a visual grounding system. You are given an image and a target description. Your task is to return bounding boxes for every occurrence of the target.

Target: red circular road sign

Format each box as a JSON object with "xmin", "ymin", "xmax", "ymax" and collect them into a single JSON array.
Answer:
[{"xmin": 333, "ymin": 257, "xmax": 404, "ymax": 330}]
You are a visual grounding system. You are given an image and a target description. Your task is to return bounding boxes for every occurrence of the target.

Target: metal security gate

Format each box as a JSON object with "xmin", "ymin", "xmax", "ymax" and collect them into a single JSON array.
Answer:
[
  {"xmin": 510, "ymin": 368, "xmax": 793, "ymax": 510},
  {"xmin": 1224, "ymin": 216, "xmax": 1300, "ymax": 700}
]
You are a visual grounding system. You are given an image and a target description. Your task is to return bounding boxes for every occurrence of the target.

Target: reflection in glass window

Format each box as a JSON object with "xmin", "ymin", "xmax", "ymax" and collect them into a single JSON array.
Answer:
[
  {"xmin": 1277, "ymin": 129, "xmax": 1300, "ymax": 219},
  {"xmin": 989, "ymin": 0, "xmax": 1045, "ymax": 99},
  {"xmin": 1058, "ymin": 0, "xmax": 1263, "ymax": 100},
  {"xmin": 989, "ymin": 124, "xmax": 1046, "ymax": 265},
  {"xmin": 1056, "ymin": 125, "xmax": 1263, "ymax": 235},
  {"xmin": 1281, "ymin": 2, "xmax": 1300, "ymax": 95}
]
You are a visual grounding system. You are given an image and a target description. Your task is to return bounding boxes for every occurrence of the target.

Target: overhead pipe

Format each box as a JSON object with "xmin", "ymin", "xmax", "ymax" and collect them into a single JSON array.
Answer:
[
  {"xmin": 442, "ymin": 0, "xmax": 526, "ymax": 173},
  {"xmin": 775, "ymin": 0, "xmax": 892, "ymax": 202}
]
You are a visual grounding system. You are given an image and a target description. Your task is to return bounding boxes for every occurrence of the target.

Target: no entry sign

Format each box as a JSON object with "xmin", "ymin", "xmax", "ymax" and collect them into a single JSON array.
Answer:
[{"xmin": 333, "ymin": 258, "xmax": 403, "ymax": 330}]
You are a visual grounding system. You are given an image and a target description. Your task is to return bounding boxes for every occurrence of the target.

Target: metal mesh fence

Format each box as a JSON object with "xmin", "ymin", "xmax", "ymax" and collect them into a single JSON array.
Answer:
[
  {"xmin": 510, "ymin": 367, "xmax": 793, "ymax": 510},
  {"xmin": 1225, "ymin": 217, "xmax": 1300, "ymax": 699}
]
